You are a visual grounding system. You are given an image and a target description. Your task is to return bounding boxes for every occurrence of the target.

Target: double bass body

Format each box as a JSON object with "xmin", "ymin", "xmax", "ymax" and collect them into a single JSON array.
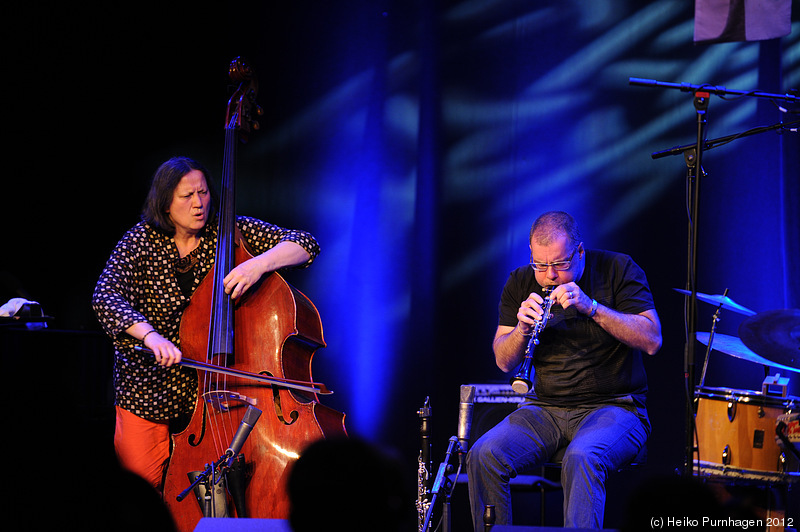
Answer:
[
  {"xmin": 164, "ymin": 238, "xmax": 346, "ymax": 530},
  {"xmin": 162, "ymin": 58, "xmax": 346, "ymax": 531}
]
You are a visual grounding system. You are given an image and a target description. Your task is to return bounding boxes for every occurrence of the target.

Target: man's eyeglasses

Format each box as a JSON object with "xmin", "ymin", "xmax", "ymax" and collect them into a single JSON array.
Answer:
[{"xmin": 530, "ymin": 246, "xmax": 579, "ymax": 272}]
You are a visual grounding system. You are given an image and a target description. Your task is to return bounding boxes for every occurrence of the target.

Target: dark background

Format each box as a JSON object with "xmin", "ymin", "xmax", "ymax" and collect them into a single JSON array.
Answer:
[{"xmin": 4, "ymin": 1, "xmax": 799, "ymax": 528}]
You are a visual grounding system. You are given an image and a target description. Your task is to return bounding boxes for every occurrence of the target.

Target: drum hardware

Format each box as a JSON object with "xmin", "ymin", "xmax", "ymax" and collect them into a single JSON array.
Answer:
[
  {"xmin": 675, "ymin": 288, "xmax": 755, "ymax": 386},
  {"xmin": 722, "ymin": 445, "xmax": 731, "ymax": 465},
  {"xmin": 727, "ymin": 401, "xmax": 736, "ymax": 422},
  {"xmin": 762, "ymin": 374, "xmax": 790, "ymax": 397},
  {"xmin": 677, "ymin": 287, "xmax": 757, "ymax": 387}
]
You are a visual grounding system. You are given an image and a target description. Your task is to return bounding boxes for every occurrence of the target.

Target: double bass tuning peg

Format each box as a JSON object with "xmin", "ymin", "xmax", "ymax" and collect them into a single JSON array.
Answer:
[{"xmin": 248, "ymin": 105, "xmax": 263, "ymax": 131}]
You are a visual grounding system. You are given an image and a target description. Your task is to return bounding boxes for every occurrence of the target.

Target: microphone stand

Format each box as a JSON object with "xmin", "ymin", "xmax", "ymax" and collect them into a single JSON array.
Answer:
[
  {"xmin": 176, "ymin": 404, "xmax": 261, "ymax": 519},
  {"xmin": 651, "ymin": 119, "xmax": 800, "ymax": 160},
  {"xmin": 629, "ymin": 77, "xmax": 799, "ymax": 103},
  {"xmin": 421, "ymin": 436, "xmax": 460, "ymax": 532},
  {"xmin": 630, "ymin": 77, "xmax": 798, "ymax": 477},
  {"xmin": 682, "ymin": 88, "xmax": 708, "ymax": 478},
  {"xmin": 176, "ymin": 450, "xmax": 233, "ymax": 517}
]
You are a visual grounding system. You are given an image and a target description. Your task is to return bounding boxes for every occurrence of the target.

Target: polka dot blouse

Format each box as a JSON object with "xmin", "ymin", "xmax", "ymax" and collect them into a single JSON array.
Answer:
[{"xmin": 91, "ymin": 216, "xmax": 320, "ymax": 422}]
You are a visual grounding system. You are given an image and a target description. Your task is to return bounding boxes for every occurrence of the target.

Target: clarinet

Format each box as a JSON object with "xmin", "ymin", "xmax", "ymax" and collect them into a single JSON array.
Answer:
[
  {"xmin": 510, "ymin": 285, "xmax": 555, "ymax": 394},
  {"xmin": 416, "ymin": 397, "xmax": 432, "ymax": 531}
]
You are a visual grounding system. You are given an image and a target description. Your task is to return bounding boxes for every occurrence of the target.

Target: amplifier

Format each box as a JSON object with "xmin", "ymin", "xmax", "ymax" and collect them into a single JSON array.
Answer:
[
  {"xmin": 470, "ymin": 383, "xmax": 526, "ymax": 404},
  {"xmin": 466, "ymin": 383, "xmax": 525, "ymax": 446}
]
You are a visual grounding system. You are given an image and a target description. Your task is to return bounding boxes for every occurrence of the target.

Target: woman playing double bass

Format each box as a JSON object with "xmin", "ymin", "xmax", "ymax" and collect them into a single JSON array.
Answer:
[{"xmin": 92, "ymin": 156, "xmax": 320, "ymax": 492}]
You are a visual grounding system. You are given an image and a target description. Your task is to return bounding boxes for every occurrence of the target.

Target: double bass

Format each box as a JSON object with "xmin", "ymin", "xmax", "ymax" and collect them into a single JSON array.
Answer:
[{"xmin": 162, "ymin": 57, "xmax": 347, "ymax": 531}]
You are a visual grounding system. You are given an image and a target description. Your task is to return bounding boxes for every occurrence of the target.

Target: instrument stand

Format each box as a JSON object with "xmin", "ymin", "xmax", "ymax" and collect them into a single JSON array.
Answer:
[{"xmin": 421, "ymin": 436, "xmax": 460, "ymax": 532}]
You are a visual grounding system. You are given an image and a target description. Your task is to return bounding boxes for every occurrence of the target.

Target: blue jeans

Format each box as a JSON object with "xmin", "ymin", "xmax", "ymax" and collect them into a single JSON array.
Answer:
[{"xmin": 466, "ymin": 402, "xmax": 649, "ymax": 530}]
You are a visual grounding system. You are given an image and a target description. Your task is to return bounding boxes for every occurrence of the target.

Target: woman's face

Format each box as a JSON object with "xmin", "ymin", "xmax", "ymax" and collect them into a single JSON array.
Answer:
[{"xmin": 168, "ymin": 170, "xmax": 211, "ymax": 239}]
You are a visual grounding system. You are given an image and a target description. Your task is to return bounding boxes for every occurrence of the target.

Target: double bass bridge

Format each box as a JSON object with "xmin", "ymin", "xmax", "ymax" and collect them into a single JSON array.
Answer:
[{"xmin": 202, "ymin": 390, "xmax": 257, "ymax": 413}]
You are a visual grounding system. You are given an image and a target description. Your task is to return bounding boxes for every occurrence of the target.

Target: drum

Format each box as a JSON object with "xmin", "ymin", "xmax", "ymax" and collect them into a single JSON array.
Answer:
[{"xmin": 694, "ymin": 387, "xmax": 800, "ymax": 484}]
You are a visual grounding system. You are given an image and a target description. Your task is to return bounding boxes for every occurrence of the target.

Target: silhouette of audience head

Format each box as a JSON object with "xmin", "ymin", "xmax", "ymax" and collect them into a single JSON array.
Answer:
[{"xmin": 288, "ymin": 436, "xmax": 415, "ymax": 532}]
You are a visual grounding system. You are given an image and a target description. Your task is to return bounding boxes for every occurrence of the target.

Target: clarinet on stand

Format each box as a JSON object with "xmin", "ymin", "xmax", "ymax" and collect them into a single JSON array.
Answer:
[
  {"xmin": 418, "ymin": 385, "xmax": 476, "ymax": 532},
  {"xmin": 417, "ymin": 397, "xmax": 432, "ymax": 532}
]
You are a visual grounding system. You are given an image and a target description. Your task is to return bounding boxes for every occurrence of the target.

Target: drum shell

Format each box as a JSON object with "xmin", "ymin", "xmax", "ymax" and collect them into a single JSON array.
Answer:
[{"xmin": 694, "ymin": 387, "xmax": 800, "ymax": 483}]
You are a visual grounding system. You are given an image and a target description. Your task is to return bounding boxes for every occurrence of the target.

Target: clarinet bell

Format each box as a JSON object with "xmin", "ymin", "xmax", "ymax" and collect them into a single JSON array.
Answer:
[
  {"xmin": 510, "ymin": 357, "xmax": 533, "ymax": 394},
  {"xmin": 510, "ymin": 373, "xmax": 532, "ymax": 395}
]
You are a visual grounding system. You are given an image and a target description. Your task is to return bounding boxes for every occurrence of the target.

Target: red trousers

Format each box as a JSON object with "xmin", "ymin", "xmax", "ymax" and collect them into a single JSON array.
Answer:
[{"xmin": 114, "ymin": 406, "xmax": 170, "ymax": 491}]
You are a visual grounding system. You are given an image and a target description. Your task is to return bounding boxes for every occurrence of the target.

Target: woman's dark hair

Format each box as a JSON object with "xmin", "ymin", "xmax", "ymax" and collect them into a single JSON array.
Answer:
[{"xmin": 141, "ymin": 157, "xmax": 218, "ymax": 236}]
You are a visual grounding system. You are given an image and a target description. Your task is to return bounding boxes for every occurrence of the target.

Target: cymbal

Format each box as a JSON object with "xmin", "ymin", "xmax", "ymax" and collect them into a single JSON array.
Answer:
[
  {"xmin": 738, "ymin": 309, "xmax": 800, "ymax": 371},
  {"xmin": 696, "ymin": 332, "xmax": 800, "ymax": 374},
  {"xmin": 696, "ymin": 333, "xmax": 798, "ymax": 371},
  {"xmin": 673, "ymin": 288, "xmax": 756, "ymax": 316}
]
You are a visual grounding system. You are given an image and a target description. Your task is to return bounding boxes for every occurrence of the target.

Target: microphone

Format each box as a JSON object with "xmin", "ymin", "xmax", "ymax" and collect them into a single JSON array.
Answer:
[
  {"xmin": 457, "ymin": 385, "xmax": 476, "ymax": 455},
  {"xmin": 223, "ymin": 405, "xmax": 262, "ymax": 468}
]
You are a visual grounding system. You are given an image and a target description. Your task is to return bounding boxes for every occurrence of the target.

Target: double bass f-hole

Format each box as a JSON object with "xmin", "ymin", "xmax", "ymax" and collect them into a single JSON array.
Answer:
[{"xmin": 262, "ymin": 371, "xmax": 300, "ymax": 426}]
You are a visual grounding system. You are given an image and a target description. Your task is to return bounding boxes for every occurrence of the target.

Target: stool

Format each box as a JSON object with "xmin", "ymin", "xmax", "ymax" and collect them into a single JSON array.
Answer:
[{"xmin": 454, "ymin": 469, "xmax": 562, "ymax": 527}]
